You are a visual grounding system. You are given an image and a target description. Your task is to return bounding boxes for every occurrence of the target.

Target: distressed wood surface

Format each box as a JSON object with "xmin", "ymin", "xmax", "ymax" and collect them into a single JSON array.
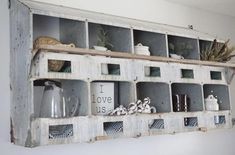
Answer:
[
  {"xmin": 34, "ymin": 45, "xmax": 235, "ymax": 68},
  {"xmin": 30, "ymin": 111, "xmax": 232, "ymax": 146}
]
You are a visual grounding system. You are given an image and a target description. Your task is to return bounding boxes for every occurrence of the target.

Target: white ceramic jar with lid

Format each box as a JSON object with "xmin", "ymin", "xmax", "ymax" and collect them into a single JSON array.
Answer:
[
  {"xmin": 205, "ymin": 94, "xmax": 219, "ymax": 111},
  {"xmin": 134, "ymin": 43, "xmax": 150, "ymax": 56}
]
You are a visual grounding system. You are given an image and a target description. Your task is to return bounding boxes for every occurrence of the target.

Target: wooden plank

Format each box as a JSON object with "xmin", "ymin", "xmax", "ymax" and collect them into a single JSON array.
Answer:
[{"xmin": 35, "ymin": 45, "xmax": 235, "ymax": 68}]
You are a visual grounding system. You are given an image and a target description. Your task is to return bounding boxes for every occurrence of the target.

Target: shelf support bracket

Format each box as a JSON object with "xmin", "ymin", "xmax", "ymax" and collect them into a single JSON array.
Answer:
[{"xmin": 225, "ymin": 67, "xmax": 235, "ymax": 84}]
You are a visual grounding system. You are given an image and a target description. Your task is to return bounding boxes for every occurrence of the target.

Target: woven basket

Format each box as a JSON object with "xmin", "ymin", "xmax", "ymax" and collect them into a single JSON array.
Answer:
[{"xmin": 48, "ymin": 60, "xmax": 64, "ymax": 72}]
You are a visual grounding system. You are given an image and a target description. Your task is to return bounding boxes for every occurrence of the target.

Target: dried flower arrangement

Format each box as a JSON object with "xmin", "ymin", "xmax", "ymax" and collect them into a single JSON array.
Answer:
[{"xmin": 201, "ymin": 39, "xmax": 235, "ymax": 62}]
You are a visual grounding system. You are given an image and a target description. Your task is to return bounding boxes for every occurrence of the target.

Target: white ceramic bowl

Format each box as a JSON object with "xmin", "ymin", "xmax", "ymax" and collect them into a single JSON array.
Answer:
[{"xmin": 93, "ymin": 45, "xmax": 107, "ymax": 51}]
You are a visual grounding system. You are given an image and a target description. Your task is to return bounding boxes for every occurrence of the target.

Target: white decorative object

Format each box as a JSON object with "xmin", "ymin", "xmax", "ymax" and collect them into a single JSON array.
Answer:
[
  {"xmin": 170, "ymin": 53, "xmax": 184, "ymax": 59},
  {"xmin": 205, "ymin": 94, "xmax": 219, "ymax": 111},
  {"xmin": 109, "ymin": 97, "xmax": 156, "ymax": 116},
  {"xmin": 109, "ymin": 105, "xmax": 127, "ymax": 116},
  {"xmin": 93, "ymin": 45, "xmax": 107, "ymax": 51},
  {"xmin": 91, "ymin": 82, "xmax": 114, "ymax": 115},
  {"xmin": 134, "ymin": 43, "xmax": 150, "ymax": 56}
]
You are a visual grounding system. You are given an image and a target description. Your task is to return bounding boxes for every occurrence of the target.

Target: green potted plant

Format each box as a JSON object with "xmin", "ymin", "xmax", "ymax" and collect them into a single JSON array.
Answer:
[{"xmin": 93, "ymin": 26, "xmax": 113, "ymax": 51}]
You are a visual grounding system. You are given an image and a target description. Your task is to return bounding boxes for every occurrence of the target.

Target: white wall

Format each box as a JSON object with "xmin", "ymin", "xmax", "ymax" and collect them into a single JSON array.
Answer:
[{"xmin": 1, "ymin": 0, "xmax": 235, "ymax": 154}]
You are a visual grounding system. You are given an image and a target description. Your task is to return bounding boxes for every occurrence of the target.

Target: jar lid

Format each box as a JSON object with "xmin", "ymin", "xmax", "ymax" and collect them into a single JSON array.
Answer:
[{"xmin": 205, "ymin": 94, "xmax": 218, "ymax": 102}]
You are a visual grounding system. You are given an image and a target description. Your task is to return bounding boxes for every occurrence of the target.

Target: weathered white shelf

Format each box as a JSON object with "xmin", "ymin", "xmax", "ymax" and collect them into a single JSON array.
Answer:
[
  {"xmin": 34, "ymin": 45, "xmax": 235, "ymax": 68},
  {"xmin": 10, "ymin": 0, "xmax": 234, "ymax": 147}
]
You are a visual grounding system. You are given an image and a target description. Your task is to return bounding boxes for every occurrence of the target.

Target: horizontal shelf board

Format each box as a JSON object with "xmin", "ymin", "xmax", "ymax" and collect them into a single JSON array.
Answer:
[{"xmin": 35, "ymin": 45, "xmax": 235, "ymax": 68}]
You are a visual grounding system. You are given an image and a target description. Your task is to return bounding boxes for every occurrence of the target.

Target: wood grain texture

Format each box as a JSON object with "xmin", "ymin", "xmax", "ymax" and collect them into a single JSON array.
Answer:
[{"xmin": 35, "ymin": 45, "xmax": 235, "ymax": 68}]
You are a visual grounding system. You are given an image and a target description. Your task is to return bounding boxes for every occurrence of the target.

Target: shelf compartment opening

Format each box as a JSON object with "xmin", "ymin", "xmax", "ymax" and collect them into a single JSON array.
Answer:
[
  {"xmin": 214, "ymin": 115, "xmax": 226, "ymax": 125},
  {"xmin": 181, "ymin": 69, "xmax": 194, "ymax": 79},
  {"xmin": 210, "ymin": 71, "xmax": 222, "ymax": 80},
  {"xmin": 48, "ymin": 59, "xmax": 71, "ymax": 73},
  {"xmin": 49, "ymin": 124, "xmax": 73, "ymax": 139},
  {"xmin": 149, "ymin": 119, "xmax": 164, "ymax": 130},
  {"xmin": 33, "ymin": 14, "xmax": 86, "ymax": 48},
  {"xmin": 103, "ymin": 121, "xmax": 123, "ymax": 136},
  {"xmin": 172, "ymin": 83, "xmax": 203, "ymax": 112},
  {"xmin": 168, "ymin": 35, "xmax": 199, "ymax": 60},
  {"xmin": 184, "ymin": 117, "xmax": 198, "ymax": 127},
  {"xmin": 34, "ymin": 79, "xmax": 89, "ymax": 118},
  {"xmin": 133, "ymin": 30, "xmax": 167, "ymax": 56},
  {"xmin": 203, "ymin": 84, "xmax": 230, "ymax": 110},
  {"xmin": 91, "ymin": 81, "xmax": 135, "ymax": 115},
  {"xmin": 88, "ymin": 23, "xmax": 132, "ymax": 53},
  {"xmin": 145, "ymin": 66, "xmax": 161, "ymax": 77},
  {"xmin": 101, "ymin": 63, "xmax": 120, "ymax": 75},
  {"xmin": 137, "ymin": 82, "xmax": 171, "ymax": 113}
]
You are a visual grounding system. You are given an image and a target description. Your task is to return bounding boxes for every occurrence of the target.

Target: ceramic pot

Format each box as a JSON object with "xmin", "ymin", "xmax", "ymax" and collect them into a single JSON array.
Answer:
[
  {"xmin": 134, "ymin": 43, "xmax": 150, "ymax": 55},
  {"xmin": 205, "ymin": 95, "xmax": 219, "ymax": 111}
]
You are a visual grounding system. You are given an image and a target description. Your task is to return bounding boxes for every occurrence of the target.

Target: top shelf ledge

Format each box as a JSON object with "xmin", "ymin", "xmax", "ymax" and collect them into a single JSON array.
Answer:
[{"xmin": 34, "ymin": 45, "xmax": 235, "ymax": 68}]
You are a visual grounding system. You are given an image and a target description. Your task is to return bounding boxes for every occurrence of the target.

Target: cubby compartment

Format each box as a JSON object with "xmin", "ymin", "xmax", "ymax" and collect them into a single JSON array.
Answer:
[
  {"xmin": 168, "ymin": 35, "xmax": 199, "ymax": 60},
  {"xmin": 145, "ymin": 66, "xmax": 161, "ymax": 77},
  {"xmin": 181, "ymin": 69, "xmax": 194, "ymax": 79},
  {"xmin": 133, "ymin": 30, "xmax": 167, "ymax": 56},
  {"xmin": 137, "ymin": 82, "xmax": 171, "ymax": 113},
  {"xmin": 49, "ymin": 124, "xmax": 73, "ymax": 139},
  {"xmin": 214, "ymin": 115, "xmax": 226, "ymax": 125},
  {"xmin": 200, "ymin": 66, "xmax": 226, "ymax": 84},
  {"xmin": 90, "ymin": 56, "xmax": 133, "ymax": 81},
  {"xmin": 203, "ymin": 84, "xmax": 230, "ymax": 110},
  {"xmin": 101, "ymin": 63, "xmax": 120, "ymax": 75},
  {"xmin": 48, "ymin": 60, "xmax": 71, "ymax": 73},
  {"xmin": 184, "ymin": 117, "xmax": 198, "ymax": 127},
  {"xmin": 210, "ymin": 71, "xmax": 222, "ymax": 80},
  {"xmin": 91, "ymin": 81, "xmax": 135, "ymax": 115},
  {"xmin": 103, "ymin": 121, "xmax": 123, "ymax": 136},
  {"xmin": 88, "ymin": 23, "xmax": 132, "ymax": 52},
  {"xmin": 33, "ymin": 14, "xmax": 86, "ymax": 48},
  {"xmin": 199, "ymin": 40, "xmax": 225, "ymax": 61},
  {"xmin": 33, "ymin": 79, "xmax": 89, "ymax": 118},
  {"xmin": 171, "ymin": 83, "xmax": 203, "ymax": 112},
  {"xmin": 148, "ymin": 119, "xmax": 165, "ymax": 130}
]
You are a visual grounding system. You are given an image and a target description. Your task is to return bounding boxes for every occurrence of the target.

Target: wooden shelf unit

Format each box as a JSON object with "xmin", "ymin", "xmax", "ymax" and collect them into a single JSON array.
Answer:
[{"xmin": 10, "ymin": 0, "xmax": 234, "ymax": 147}]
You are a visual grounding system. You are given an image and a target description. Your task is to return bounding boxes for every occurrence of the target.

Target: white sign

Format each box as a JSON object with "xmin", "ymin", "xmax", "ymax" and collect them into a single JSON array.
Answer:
[{"xmin": 91, "ymin": 82, "xmax": 114, "ymax": 115}]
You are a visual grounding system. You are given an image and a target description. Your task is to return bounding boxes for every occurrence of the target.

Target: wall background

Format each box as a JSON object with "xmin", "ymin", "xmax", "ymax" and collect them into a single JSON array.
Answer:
[{"xmin": 1, "ymin": 0, "xmax": 235, "ymax": 154}]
